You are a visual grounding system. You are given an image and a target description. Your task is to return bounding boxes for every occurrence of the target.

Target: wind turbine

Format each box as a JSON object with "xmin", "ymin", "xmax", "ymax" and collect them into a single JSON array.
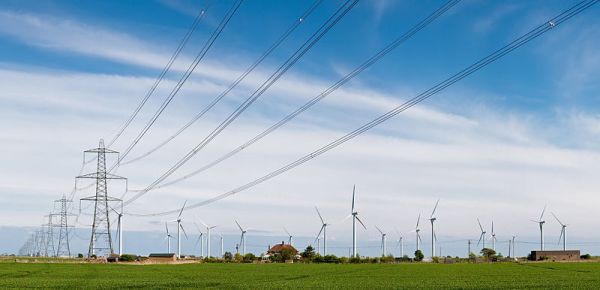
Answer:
[
  {"xmin": 172, "ymin": 201, "xmax": 188, "ymax": 258},
  {"xmin": 194, "ymin": 230, "xmax": 204, "ymax": 257},
  {"xmin": 235, "ymin": 220, "xmax": 247, "ymax": 255},
  {"xmin": 283, "ymin": 227, "xmax": 293, "ymax": 246},
  {"xmin": 348, "ymin": 185, "xmax": 367, "ymax": 258},
  {"xmin": 490, "ymin": 221, "xmax": 496, "ymax": 251},
  {"xmin": 376, "ymin": 226, "xmax": 387, "ymax": 257},
  {"xmin": 198, "ymin": 219, "xmax": 217, "ymax": 258},
  {"xmin": 395, "ymin": 231, "xmax": 404, "ymax": 257},
  {"xmin": 477, "ymin": 218, "xmax": 486, "ymax": 250},
  {"xmin": 164, "ymin": 222, "xmax": 174, "ymax": 253},
  {"xmin": 552, "ymin": 212, "xmax": 567, "ymax": 251},
  {"xmin": 315, "ymin": 206, "xmax": 329, "ymax": 255},
  {"xmin": 531, "ymin": 205, "xmax": 546, "ymax": 250},
  {"xmin": 429, "ymin": 199, "xmax": 440, "ymax": 257},
  {"xmin": 414, "ymin": 214, "xmax": 422, "ymax": 253},
  {"xmin": 109, "ymin": 205, "xmax": 124, "ymax": 256}
]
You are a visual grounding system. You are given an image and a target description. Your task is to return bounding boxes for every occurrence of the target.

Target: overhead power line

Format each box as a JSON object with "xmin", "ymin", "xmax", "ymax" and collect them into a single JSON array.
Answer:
[
  {"xmin": 146, "ymin": 0, "xmax": 460, "ymax": 191},
  {"xmin": 123, "ymin": 0, "xmax": 359, "ymax": 206},
  {"xmin": 107, "ymin": 3, "xmax": 210, "ymax": 149},
  {"xmin": 114, "ymin": 0, "xmax": 244, "ymax": 168},
  {"xmin": 119, "ymin": 0, "xmax": 325, "ymax": 166},
  {"xmin": 127, "ymin": 0, "xmax": 597, "ymax": 217}
]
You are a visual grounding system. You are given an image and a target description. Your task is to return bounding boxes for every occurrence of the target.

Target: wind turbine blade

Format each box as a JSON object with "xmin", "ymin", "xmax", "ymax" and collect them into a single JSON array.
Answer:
[
  {"xmin": 178, "ymin": 200, "xmax": 187, "ymax": 219},
  {"xmin": 194, "ymin": 222, "xmax": 202, "ymax": 233},
  {"xmin": 197, "ymin": 218, "xmax": 208, "ymax": 228},
  {"xmin": 477, "ymin": 218, "xmax": 484, "ymax": 232},
  {"xmin": 529, "ymin": 219, "xmax": 540, "ymax": 223},
  {"xmin": 551, "ymin": 212, "xmax": 564, "ymax": 226},
  {"xmin": 491, "ymin": 221, "xmax": 494, "ymax": 234},
  {"xmin": 209, "ymin": 226, "xmax": 217, "ymax": 230},
  {"xmin": 180, "ymin": 224, "xmax": 188, "ymax": 239},
  {"xmin": 283, "ymin": 227, "xmax": 291, "ymax": 237},
  {"xmin": 416, "ymin": 213, "xmax": 421, "ymax": 229},
  {"xmin": 376, "ymin": 226, "xmax": 383, "ymax": 235},
  {"xmin": 418, "ymin": 233, "xmax": 422, "ymax": 244},
  {"xmin": 315, "ymin": 225, "xmax": 325, "ymax": 242},
  {"xmin": 195, "ymin": 234, "xmax": 202, "ymax": 246},
  {"xmin": 351, "ymin": 185, "xmax": 356, "ymax": 213},
  {"xmin": 431, "ymin": 198, "xmax": 440, "ymax": 218},
  {"xmin": 315, "ymin": 206, "xmax": 325, "ymax": 224},
  {"xmin": 434, "ymin": 231, "xmax": 437, "ymax": 243},
  {"xmin": 477, "ymin": 233, "xmax": 484, "ymax": 247},
  {"xmin": 165, "ymin": 222, "xmax": 169, "ymax": 235},
  {"xmin": 356, "ymin": 216, "xmax": 367, "ymax": 230},
  {"xmin": 235, "ymin": 220, "xmax": 243, "ymax": 232},
  {"xmin": 540, "ymin": 204, "xmax": 547, "ymax": 221},
  {"xmin": 558, "ymin": 227, "xmax": 565, "ymax": 245}
]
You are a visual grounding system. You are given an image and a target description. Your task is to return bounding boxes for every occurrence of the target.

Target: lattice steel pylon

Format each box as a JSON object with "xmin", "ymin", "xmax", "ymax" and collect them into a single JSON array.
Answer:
[
  {"xmin": 54, "ymin": 196, "xmax": 75, "ymax": 257},
  {"xmin": 78, "ymin": 139, "xmax": 126, "ymax": 257},
  {"xmin": 43, "ymin": 213, "xmax": 56, "ymax": 257}
]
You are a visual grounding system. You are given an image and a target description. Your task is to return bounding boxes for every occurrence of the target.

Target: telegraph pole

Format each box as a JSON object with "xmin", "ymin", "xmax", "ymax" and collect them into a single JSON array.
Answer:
[{"xmin": 78, "ymin": 139, "xmax": 126, "ymax": 257}]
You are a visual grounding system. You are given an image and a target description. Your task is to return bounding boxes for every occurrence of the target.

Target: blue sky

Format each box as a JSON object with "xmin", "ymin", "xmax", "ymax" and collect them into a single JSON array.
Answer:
[{"xmin": 0, "ymin": 0, "xmax": 599, "ymax": 257}]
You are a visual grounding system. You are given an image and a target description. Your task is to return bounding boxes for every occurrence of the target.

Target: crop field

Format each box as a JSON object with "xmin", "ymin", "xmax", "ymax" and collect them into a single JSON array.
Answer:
[{"xmin": 1, "ymin": 261, "xmax": 600, "ymax": 289}]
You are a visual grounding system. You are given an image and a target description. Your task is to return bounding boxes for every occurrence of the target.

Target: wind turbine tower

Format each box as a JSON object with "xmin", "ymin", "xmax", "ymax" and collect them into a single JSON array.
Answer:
[
  {"xmin": 531, "ymin": 206, "xmax": 546, "ymax": 250},
  {"xmin": 284, "ymin": 227, "xmax": 293, "ymax": 246},
  {"xmin": 376, "ymin": 226, "xmax": 387, "ymax": 257},
  {"xmin": 429, "ymin": 199, "xmax": 440, "ymax": 257},
  {"xmin": 477, "ymin": 218, "xmax": 486, "ymax": 250},
  {"xmin": 315, "ymin": 206, "xmax": 329, "ymax": 255},
  {"xmin": 235, "ymin": 220, "xmax": 247, "ymax": 255},
  {"xmin": 491, "ymin": 221, "xmax": 496, "ymax": 251},
  {"xmin": 552, "ymin": 212, "xmax": 567, "ymax": 251},
  {"xmin": 414, "ymin": 214, "xmax": 422, "ymax": 252},
  {"xmin": 173, "ymin": 201, "xmax": 188, "ymax": 258},
  {"xmin": 199, "ymin": 220, "xmax": 216, "ymax": 257},
  {"xmin": 349, "ymin": 185, "xmax": 366, "ymax": 258},
  {"xmin": 165, "ymin": 223, "xmax": 173, "ymax": 253}
]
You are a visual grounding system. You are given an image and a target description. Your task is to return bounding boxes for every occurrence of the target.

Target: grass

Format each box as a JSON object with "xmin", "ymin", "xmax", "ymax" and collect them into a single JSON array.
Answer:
[{"xmin": 1, "ymin": 261, "xmax": 600, "ymax": 289}]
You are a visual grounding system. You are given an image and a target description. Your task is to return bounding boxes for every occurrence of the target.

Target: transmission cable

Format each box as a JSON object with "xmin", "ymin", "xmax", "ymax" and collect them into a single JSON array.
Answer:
[
  {"xmin": 119, "ymin": 0, "xmax": 324, "ymax": 166},
  {"xmin": 123, "ymin": 0, "xmax": 359, "ymax": 205},
  {"xmin": 113, "ymin": 0, "xmax": 244, "ymax": 170},
  {"xmin": 148, "ymin": 0, "xmax": 460, "ymax": 190},
  {"xmin": 127, "ymin": 0, "xmax": 597, "ymax": 216},
  {"xmin": 106, "ymin": 3, "xmax": 211, "ymax": 150}
]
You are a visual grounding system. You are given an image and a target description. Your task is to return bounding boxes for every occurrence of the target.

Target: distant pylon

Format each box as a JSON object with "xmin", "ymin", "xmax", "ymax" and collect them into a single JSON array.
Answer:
[
  {"xmin": 54, "ymin": 196, "xmax": 75, "ymax": 257},
  {"xmin": 44, "ymin": 213, "xmax": 56, "ymax": 257},
  {"xmin": 78, "ymin": 139, "xmax": 126, "ymax": 257}
]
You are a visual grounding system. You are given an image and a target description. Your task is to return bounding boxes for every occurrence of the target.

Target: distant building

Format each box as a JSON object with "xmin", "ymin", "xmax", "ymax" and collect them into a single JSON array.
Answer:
[
  {"xmin": 267, "ymin": 241, "xmax": 299, "ymax": 256},
  {"xmin": 148, "ymin": 253, "xmax": 177, "ymax": 263},
  {"xmin": 530, "ymin": 250, "xmax": 580, "ymax": 261}
]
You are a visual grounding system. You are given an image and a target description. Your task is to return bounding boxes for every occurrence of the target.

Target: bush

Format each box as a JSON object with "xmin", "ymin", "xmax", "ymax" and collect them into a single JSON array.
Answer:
[
  {"xmin": 349, "ymin": 256, "xmax": 361, "ymax": 263},
  {"xmin": 581, "ymin": 254, "xmax": 592, "ymax": 260},
  {"xmin": 77, "ymin": 253, "xmax": 84, "ymax": 258},
  {"xmin": 119, "ymin": 254, "xmax": 137, "ymax": 262},
  {"xmin": 243, "ymin": 253, "xmax": 256, "ymax": 263},
  {"xmin": 431, "ymin": 256, "xmax": 440, "ymax": 263}
]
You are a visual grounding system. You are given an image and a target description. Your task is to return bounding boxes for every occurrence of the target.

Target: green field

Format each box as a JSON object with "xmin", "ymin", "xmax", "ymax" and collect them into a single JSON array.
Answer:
[{"xmin": 1, "ymin": 261, "xmax": 600, "ymax": 289}]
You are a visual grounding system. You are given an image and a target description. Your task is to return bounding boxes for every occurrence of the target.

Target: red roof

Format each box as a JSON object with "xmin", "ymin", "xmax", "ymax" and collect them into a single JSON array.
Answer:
[{"xmin": 267, "ymin": 243, "xmax": 298, "ymax": 254}]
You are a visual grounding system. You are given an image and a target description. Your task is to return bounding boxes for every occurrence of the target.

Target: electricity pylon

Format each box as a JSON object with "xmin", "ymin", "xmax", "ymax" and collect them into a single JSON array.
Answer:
[
  {"xmin": 78, "ymin": 139, "xmax": 126, "ymax": 257},
  {"xmin": 43, "ymin": 213, "xmax": 56, "ymax": 257},
  {"xmin": 54, "ymin": 196, "xmax": 75, "ymax": 257}
]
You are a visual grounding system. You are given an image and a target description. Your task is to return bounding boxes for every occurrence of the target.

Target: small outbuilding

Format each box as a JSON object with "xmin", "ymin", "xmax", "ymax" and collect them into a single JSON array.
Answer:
[
  {"xmin": 148, "ymin": 253, "xmax": 177, "ymax": 263},
  {"xmin": 530, "ymin": 250, "xmax": 580, "ymax": 261}
]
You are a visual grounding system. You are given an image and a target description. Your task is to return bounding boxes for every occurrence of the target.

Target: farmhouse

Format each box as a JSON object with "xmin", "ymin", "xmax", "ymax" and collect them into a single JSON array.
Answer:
[
  {"xmin": 530, "ymin": 250, "xmax": 580, "ymax": 261},
  {"xmin": 267, "ymin": 241, "xmax": 299, "ymax": 256},
  {"xmin": 148, "ymin": 253, "xmax": 177, "ymax": 263}
]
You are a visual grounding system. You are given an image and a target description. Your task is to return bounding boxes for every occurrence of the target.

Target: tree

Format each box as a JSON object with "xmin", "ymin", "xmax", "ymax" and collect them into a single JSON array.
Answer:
[
  {"xmin": 414, "ymin": 250, "xmax": 424, "ymax": 262},
  {"xmin": 223, "ymin": 251, "xmax": 233, "ymax": 261},
  {"xmin": 480, "ymin": 248, "xmax": 496, "ymax": 260},
  {"xmin": 280, "ymin": 248, "xmax": 294, "ymax": 261},
  {"xmin": 301, "ymin": 245, "xmax": 316, "ymax": 261}
]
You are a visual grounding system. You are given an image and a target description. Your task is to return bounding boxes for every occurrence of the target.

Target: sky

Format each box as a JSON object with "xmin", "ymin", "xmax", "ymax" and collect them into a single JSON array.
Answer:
[{"xmin": 0, "ymin": 0, "xmax": 599, "ymax": 258}]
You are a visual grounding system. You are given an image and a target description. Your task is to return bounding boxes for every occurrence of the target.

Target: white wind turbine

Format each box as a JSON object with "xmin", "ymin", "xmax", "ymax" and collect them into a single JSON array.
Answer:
[
  {"xmin": 235, "ymin": 220, "xmax": 248, "ymax": 255},
  {"xmin": 552, "ymin": 212, "xmax": 568, "ymax": 251},
  {"xmin": 219, "ymin": 234, "xmax": 224, "ymax": 257},
  {"xmin": 283, "ymin": 227, "xmax": 293, "ymax": 246},
  {"xmin": 490, "ymin": 221, "xmax": 497, "ymax": 251},
  {"xmin": 477, "ymin": 218, "xmax": 487, "ymax": 250},
  {"xmin": 198, "ymin": 219, "xmax": 217, "ymax": 258},
  {"xmin": 172, "ymin": 201, "xmax": 188, "ymax": 258},
  {"xmin": 414, "ymin": 214, "xmax": 422, "ymax": 253},
  {"xmin": 376, "ymin": 226, "xmax": 387, "ymax": 257},
  {"xmin": 395, "ymin": 232, "xmax": 404, "ymax": 257},
  {"xmin": 315, "ymin": 206, "xmax": 330, "ymax": 256},
  {"xmin": 347, "ymin": 185, "xmax": 367, "ymax": 258},
  {"xmin": 429, "ymin": 199, "xmax": 440, "ymax": 258},
  {"xmin": 194, "ymin": 229, "xmax": 204, "ymax": 257},
  {"xmin": 164, "ymin": 222, "xmax": 174, "ymax": 253},
  {"xmin": 531, "ymin": 205, "xmax": 546, "ymax": 251}
]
